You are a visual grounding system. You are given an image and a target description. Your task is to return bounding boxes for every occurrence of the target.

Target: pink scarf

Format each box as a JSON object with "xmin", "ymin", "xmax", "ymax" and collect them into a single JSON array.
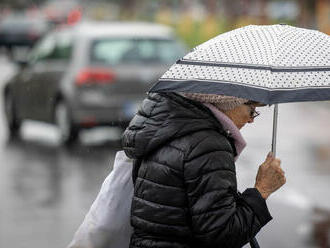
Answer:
[{"xmin": 204, "ymin": 103, "xmax": 247, "ymax": 161}]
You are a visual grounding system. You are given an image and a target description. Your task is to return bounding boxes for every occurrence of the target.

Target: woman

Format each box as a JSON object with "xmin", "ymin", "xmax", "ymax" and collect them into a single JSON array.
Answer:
[{"xmin": 122, "ymin": 92, "xmax": 286, "ymax": 248}]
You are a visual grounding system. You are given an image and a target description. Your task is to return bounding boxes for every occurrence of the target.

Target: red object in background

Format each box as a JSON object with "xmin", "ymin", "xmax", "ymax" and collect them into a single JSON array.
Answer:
[
  {"xmin": 67, "ymin": 8, "xmax": 82, "ymax": 25},
  {"xmin": 75, "ymin": 68, "xmax": 116, "ymax": 85},
  {"xmin": 80, "ymin": 116, "xmax": 97, "ymax": 127}
]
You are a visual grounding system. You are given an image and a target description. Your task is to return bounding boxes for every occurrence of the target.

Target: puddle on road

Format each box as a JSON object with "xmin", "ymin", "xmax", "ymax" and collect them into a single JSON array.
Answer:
[{"xmin": 18, "ymin": 120, "xmax": 123, "ymax": 147}]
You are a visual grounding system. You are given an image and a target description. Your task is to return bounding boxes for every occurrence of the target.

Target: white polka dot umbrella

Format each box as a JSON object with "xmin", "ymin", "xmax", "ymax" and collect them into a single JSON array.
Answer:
[
  {"xmin": 151, "ymin": 24, "xmax": 330, "ymax": 104},
  {"xmin": 150, "ymin": 24, "xmax": 330, "ymax": 155}
]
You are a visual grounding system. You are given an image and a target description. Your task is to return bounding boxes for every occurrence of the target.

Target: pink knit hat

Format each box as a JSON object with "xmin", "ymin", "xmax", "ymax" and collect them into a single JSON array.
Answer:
[{"xmin": 182, "ymin": 93, "xmax": 249, "ymax": 111}]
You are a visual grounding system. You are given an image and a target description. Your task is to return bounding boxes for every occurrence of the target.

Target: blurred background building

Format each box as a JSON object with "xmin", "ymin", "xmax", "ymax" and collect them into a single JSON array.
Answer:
[{"xmin": 0, "ymin": 0, "xmax": 329, "ymax": 48}]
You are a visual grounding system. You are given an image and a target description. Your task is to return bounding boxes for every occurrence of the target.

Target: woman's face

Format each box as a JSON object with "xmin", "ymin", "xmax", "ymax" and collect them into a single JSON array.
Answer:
[{"xmin": 224, "ymin": 104, "xmax": 259, "ymax": 130}]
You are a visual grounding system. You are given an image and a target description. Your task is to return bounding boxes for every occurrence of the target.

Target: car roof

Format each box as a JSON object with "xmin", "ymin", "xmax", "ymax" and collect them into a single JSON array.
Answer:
[{"xmin": 57, "ymin": 21, "xmax": 176, "ymax": 39}]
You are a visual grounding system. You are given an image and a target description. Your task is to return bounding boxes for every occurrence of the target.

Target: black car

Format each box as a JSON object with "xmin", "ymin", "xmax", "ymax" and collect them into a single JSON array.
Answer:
[
  {"xmin": 0, "ymin": 14, "xmax": 50, "ymax": 49},
  {"xmin": 3, "ymin": 21, "xmax": 187, "ymax": 144}
]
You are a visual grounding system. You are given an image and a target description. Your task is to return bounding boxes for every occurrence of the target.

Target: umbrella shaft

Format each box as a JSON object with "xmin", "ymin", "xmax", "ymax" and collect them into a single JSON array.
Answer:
[{"xmin": 271, "ymin": 104, "xmax": 279, "ymax": 157}]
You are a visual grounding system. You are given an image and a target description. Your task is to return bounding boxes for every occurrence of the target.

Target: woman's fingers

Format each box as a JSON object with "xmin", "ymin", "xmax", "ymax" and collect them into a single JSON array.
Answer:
[
  {"xmin": 255, "ymin": 154, "xmax": 286, "ymax": 199},
  {"xmin": 264, "ymin": 152, "xmax": 275, "ymax": 165}
]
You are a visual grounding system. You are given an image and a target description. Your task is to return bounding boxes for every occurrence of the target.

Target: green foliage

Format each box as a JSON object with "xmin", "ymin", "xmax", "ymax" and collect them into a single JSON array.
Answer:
[{"xmin": 171, "ymin": 17, "xmax": 230, "ymax": 49}]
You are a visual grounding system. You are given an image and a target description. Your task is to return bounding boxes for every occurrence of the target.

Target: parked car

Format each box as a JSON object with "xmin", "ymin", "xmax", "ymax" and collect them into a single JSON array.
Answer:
[
  {"xmin": 0, "ymin": 13, "xmax": 50, "ymax": 49},
  {"xmin": 3, "ymin": 21, "xmax": 187, "ymax": 144}
]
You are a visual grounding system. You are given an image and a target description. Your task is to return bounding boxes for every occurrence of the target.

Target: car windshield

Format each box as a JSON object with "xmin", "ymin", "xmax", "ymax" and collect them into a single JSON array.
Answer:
[{"xmin": 90, "ymin": 38, "xmax": 186, "ymax": 65}]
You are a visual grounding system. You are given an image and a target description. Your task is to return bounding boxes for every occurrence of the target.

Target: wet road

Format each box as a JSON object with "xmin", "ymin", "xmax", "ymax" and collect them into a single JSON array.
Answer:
[
  {"xmin": 0, "ymin": 54, "xmax": 122, "ymax": 248},
  {"xmin": 0, "ymin": 54, "xmax": 330, "ymax": 248},
  {"xmin": 0, "ymin": 139, "xmax": 120, "ymax": 248}
]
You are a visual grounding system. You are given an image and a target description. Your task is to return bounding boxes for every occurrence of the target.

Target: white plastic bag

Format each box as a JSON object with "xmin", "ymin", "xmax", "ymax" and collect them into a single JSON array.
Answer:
[{"xmin": 68, "ymin": 151, "xmax": 134, "ymax": 248}]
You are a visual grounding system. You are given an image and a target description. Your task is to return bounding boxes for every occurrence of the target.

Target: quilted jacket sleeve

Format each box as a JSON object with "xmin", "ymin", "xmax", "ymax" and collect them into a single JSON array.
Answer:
[{"xmin": 183, "ymin": 132, "xmax": 272, "ymax": 248}]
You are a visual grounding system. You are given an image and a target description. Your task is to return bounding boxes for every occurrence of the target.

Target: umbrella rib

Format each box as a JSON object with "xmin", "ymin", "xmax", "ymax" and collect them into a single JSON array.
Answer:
[{"xmin": 178, "ymin": 59, "xmax": 330, "ymax": 72}]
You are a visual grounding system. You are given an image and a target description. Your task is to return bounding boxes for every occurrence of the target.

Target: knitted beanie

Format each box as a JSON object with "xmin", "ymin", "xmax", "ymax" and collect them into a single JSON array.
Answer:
[{"xmin": 182, "ymin": 93, "xmax": 249, "ymax": 111}]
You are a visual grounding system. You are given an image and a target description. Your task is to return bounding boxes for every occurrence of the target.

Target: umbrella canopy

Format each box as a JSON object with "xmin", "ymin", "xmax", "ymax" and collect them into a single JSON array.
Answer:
[{"xmin": 150, "ymin": 24, "xmax": 330, "ymax": 105}]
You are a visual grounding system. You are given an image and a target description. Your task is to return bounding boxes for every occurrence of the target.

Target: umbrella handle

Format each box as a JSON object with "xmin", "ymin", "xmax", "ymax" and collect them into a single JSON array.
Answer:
[{"xmin": 271, "ymin": 104, "xmax": 279, "ymax": 157}]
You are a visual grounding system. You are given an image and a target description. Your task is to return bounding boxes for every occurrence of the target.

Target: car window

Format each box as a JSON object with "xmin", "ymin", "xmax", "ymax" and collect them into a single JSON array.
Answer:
[
  {"xmin": 48, "ymin": 33, "xmax": 73, "ymax": 60},
  {"xmin": 28, "ymin": 32, "xmax": 73, "ymax": 62},
  {"xmin": 90, "ymin": 38, "xmax": 186, "ymax": 65},
  {"xmin": 29, "ymin": 34, "xmax": 56, "ymax": 62}
]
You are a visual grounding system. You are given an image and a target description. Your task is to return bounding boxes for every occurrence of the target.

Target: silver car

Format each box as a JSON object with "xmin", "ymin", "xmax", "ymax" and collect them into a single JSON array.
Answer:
[{"xmin": 3, "ymin": 21, "xmax": 187, "ymax": 144}]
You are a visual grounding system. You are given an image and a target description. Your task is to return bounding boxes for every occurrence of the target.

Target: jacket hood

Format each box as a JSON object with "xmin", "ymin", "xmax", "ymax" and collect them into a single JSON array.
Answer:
[{"xmin": 122, "ymin": 92, "xmax": 225, "ymax": 159}]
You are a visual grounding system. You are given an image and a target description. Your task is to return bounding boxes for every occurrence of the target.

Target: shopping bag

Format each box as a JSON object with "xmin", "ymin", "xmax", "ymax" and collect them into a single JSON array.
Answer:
[{"xmin": 68, "ymin": 150, "xmax": 134, "ymax": 248}]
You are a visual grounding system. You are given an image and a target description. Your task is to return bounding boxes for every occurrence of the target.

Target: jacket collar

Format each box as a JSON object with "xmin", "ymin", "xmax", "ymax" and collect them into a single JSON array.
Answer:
[{"xmin": 204, "ymin": 103, "xmax": 247, "ymax": 161}]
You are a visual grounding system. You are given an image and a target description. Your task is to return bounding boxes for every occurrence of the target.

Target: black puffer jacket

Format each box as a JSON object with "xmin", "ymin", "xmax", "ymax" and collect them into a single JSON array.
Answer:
[{"xmin": 122, "ymin": 93, "xmax": 272, "ymax": 248}]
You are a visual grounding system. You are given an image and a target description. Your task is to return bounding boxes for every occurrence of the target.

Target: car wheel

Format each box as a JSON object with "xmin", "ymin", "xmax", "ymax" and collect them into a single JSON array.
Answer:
[
  {"xmin": 54, "ymin": 101, "xmax": 79, "ymax": 144},
  {"xmin": 4, "ymin": 92, "xmax": 21, "ymax": 137}
]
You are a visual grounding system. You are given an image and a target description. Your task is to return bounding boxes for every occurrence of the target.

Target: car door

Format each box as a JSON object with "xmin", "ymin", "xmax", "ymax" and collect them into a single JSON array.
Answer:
[
  {"xmin": 31, "ymin": 32, "xmax": 74, "ymax": 122},
  {"xmin": 14, "ymin": 34, "xmax": 57, "ymax": 120}
]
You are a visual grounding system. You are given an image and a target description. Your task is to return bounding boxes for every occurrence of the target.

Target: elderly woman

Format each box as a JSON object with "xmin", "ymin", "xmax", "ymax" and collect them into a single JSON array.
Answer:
[{"xmin": 122, "ymin": 92, "xmax": 286, "ymax": 248}]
